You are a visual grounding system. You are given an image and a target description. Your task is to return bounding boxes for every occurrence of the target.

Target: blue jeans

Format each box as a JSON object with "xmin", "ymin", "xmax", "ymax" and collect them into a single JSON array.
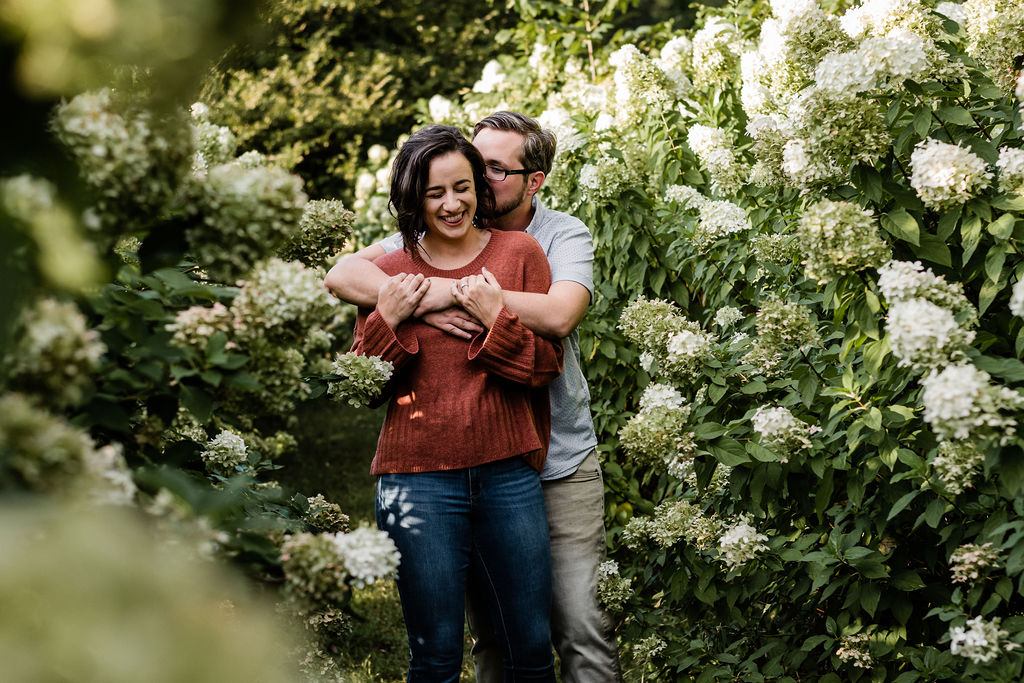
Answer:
[
  {"xmin": 468, "ymin": 450, "xmax": 623, "ymax": 682},
  {"xmin": 376, "ymin": 457, "xmax": 556, "ymax": 683}
]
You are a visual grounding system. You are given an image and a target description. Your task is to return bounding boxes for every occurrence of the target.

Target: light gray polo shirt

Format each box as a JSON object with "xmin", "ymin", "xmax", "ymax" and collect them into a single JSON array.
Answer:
[{"xmin": 376, "ymin": 196, "xmax": 598, "ymax": 480}]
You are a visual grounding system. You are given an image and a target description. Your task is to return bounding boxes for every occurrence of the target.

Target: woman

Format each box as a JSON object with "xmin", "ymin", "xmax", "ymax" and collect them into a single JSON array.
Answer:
[{"xmin": 351, "ymin": 125, "xmax": 562, "ymax": 682}]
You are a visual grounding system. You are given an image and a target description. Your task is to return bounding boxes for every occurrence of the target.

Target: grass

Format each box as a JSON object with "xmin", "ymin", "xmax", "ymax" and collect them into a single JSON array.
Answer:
[{"xmin": 277, "ymin": 398, "xmax": 476, "ymax": 681}]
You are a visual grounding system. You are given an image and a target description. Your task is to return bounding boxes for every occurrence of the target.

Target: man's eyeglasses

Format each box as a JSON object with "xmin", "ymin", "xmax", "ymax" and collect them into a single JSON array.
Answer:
[{"xmin": 484, "ymin": 165, "xmax": 535, "ymax": 182}]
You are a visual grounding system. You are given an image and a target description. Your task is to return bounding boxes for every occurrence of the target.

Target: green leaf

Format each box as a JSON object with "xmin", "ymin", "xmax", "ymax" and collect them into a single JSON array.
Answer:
[
  {"xmin": 910, "ymin": 233, "xmax": 952, "ymax": 267},
  {"xmin": 180, "ymin": 384, "xmax": 214, "ymax": 423},
  {"xmin": 880, "ymin": 209, "xmax": 921, "ymax": 246},
  {"xmin": 987, "ymin": 213, "xmax": 1016, "ymax": 240},
  {"xmin": 710, "ymin": 437, "xmax": 752, "ymax": 466},
  {"xmin": 974, "ymin": 355, "xmax": 1024, "ymax": 382},
  {"xmin": 978, "ymin": 279, "xmax": 1005, "ymax": 316},
  {"xmin": 985, "ymin": 243, "xmax": 1008, "ymax": 282},
  {"xmin": 936, "ymin": 105, "xmax": 975, "ymax": 126},
  {"xmin": 923, "ymin": 498, "xmax": 946, "ymax": 528},
  {"xmin": 887, "ymin": 490, "xmax": 919, "ymax": 520},
  {"xmin": 893, "ymin": 570, "xmax": 926, "ymax": 591},
  {"xmin": 692, "ymin": 422, "xmax": 727, "ymax": 440},
  {"xmin": 849, "ymin": 557, "xmax": 889, "ymax": 579},
  {"xmin": 913, "ymin": 106, "xmax": 932, "ymax": 137},
  {"xmin": 961, "ymin": 214, "xmax": 984, "ymax": 264}
]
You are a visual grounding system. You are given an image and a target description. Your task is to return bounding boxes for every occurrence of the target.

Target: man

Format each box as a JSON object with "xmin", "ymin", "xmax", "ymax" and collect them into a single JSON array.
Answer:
[{"xmin": 324, "ymin": 111, "xmax": 622, "ymax": 683}]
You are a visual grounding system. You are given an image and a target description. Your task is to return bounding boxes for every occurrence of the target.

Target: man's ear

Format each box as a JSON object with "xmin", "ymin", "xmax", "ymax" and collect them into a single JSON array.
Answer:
[{"xmin": 527, "ymin": 170, "xmax": 546, "ymax": 197}]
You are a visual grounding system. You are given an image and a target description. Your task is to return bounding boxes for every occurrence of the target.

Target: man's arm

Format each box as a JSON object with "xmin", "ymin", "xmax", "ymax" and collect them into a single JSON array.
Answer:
[
  {"xmin": 503, "ymin": 280, "xmax": 591, "ymax": 339},
  {"xmin": 323, "ymin": 245, "xmax": 389, "ymax": 307}
]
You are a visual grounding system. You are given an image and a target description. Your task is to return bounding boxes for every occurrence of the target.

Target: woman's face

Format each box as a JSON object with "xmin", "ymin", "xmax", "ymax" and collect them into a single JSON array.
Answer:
[{"xmin": 422, "ymin": 151, "xmax": 477, "ymax": 241}]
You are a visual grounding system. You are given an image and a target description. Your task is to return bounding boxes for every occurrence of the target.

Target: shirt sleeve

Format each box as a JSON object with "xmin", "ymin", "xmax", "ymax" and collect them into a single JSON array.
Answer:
[
  {"xmin": 351, "ymin": 308, "xmax": 419, "ymax": 369},
  {"xmin": 377, "ymin": 232, "xmax": 403, "ymax": 254},
  {"xmin": 545, "ymin": 218, "xmax": 594, "ymax": 299}
]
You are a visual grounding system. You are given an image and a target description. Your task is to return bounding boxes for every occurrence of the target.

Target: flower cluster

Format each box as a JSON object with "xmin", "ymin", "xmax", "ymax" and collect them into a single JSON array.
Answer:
[
  {"xmin": 962, "ymin": 0, "xmax": 1024, "ymax": 90},
  {"xmin": 746, "ymin": 115, "xmax": 788, "ymax": 187},
  {"xmin": 714, "ymin": 306, "xmax": 744, "ymax": 328},
  {"xmin": 750, "ymin": 232, "xmax": 798, "ymax": 266},
  {"xmin": 909, "ymin": 139, "xmax": 993, "ymax": 210},
  {"xmin": 51, "ymin": 89, "xmax": 190, "ymax": 236},
  {"xmin": 3, "ymin": 298, "xmax": 106, "ymax": 407},
  {"xmin": 328, "ymin": 526, "xmax": 402, "ymax": 589},
  {"xmin": 166, "ymin": 302, "xmax": 234, "ymax": 348},
  {"xmin": 472, "ymin": 60, "xmax": 507, "ymax": 94},
  {"xmin": 619, "ymin": 297, "xmax": 715, "ymax": 383},
  {"xmin": 921, "ymin": 364, "xmax": 1023, "ymax": 443},
  {"xmin": 751, "ymin": 406, "xmax": 817, "ymax": 461},
  {"xmin": 277, "ymin": 199, "xmax": 354, "ymax": 268},
  {"xmin": 596, "ymin": 560, "xmax": 633, "ymax": 612},
  {"xmin": 686, "ymin": 125, "xmax": 748, "ymax": 196},
  {"xmin": 578, "ymin": 152, "xmax": 644, "ymax": 204},
  {"xmin": 609, "ymin": 45, "xmax": 686, "ymax": 125},
  {"xmin": 887, "ymin": 298, "xmax": 976, "ymax": 371},
  {"xmin": 815, "ymin": 29, "xmax": 930, "ymax": 95},
  {"xmin": 619, "ymin": 394, "xmax": 696, "ymax": 478},
  {"xmin": 718, "ymin": 514, "xmax": 770, "ymax": 569},
  {"xmin": 200, "ymin": 431, "xmax": 249, "ymax": 475},
  {"xmin": 931, "ymin": 440, "xmax": 984, "ymax": 494},
  {"xmin": 189, "ymin": 103, "xmax": 236, "ymax": 177},
  {"xmin": 538, "ymin": 108, "xmax": 586, "ymax": 157},
  {"xmin": 83, "ymin": 443, "xmax": 137, "ymax": 507},
  {"xmin": 797, "ymin": 199, "xmax": 890, "ymax": 283},
  {"xmin": 692, "ymin": 18, "xmax": 743, "ymax": 88},
  {"xmin": 184, "ymin": 162, "xmax": 308, "ymax": 283},
  {"xmin": 996, "ymin": 147, "xmax": 1024, "ymax": 195},
  {"xmin": 0, "ymin": 393, "xmax": 95, "ymax": 493},
  {"xmin": 950, "ymin": 543, "xmax": 1002, "ymax": 584},
  {"xmin": 280, "ymin": 528, "xmax": 400, "ymax": 604},
  {"xmin": 1011, "ymin": 279, "xmax": 1024, "ymax": 317},
  {"xmin": 949, "ymin": 615, "xmax": 1020, "ymax": 663},
  {"xmin": 327, "ymin": 352, "xmax": 394, "ymax": 408},
  {"xmin": 664, "ymin": 184, "xmax": 708, "ymax": 209},
  {"xmin": 756, "ymin": 297, "xmax": 820, "ymax": 354},
  {"xmin": 631, "ymin": 635, "xmax": 667, "ymax": 665},
  {"xmin": 877, "ymin": 260, "xmax": 978, "ymax": 326},
  {"xmin": 840, "ymin": 0, "xmax": 944, "ymax": 40},
  {"xmin": 622, "ymin": 500, "xmax": 723, "ymax": 551},
  {"xmin": 231, "ymin": 258, "xmax": 336, "ymax": 343},
  {"xmin": 693, "ymin": 200, "xmax": 751, "ymax": 252},
  {"xmin": 304, "ymin": 494, "xmax": 351, "ymax": 534},
  {"xmin": 836, "ymin": 633, "xmax": 874, "ymax": 669}
]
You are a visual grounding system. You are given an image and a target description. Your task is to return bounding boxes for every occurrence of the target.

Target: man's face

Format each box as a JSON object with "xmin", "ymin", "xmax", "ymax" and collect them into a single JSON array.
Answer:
[{"xmin": 472, "ymin": 128, "xmax": 530, "ymax": 218}]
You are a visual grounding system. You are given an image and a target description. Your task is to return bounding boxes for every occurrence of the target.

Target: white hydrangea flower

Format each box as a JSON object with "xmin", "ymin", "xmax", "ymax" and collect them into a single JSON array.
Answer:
[
  {"xmin": 714, "ymin": 306, "xmax": 744, "ymax": 328},
  {"xmin": 201, "ymin": 431, "xmax": 249, "ymax": 474},
  {"xmin": 639, "ymin": 383, "xmax": 686, "ymax": 412},
  {"xmin": 686, "ymin": 124, "xmax": 748, "ymax": 195},
  {"xmin": 887, "ymin": 298, "xmax": 975, "ymax": 371},
  {"xmin": 665, "ymin": 184, "xmax": 708, "ymax": 209},
  {"xmin": 692, "ymin": 18, "xmax": 742, "ymax": 87},
  {"xmin": 231, "ymin": 258, "xmax": 335, "ymax": 340},
  {"xmin": 910, "ymin": 139, "xmax": 993, "ymax": 209},
  {"xmin": 538, "ymin": 108, "xmax": 585, "ymax": 155},
  {"xmin": 718, "ymin": 515, "xmax": 769, "ymax": 569},
  {"xmin": 949, "ymin": 543, "xmax": 1002, "ymax": 584},
  {"xmin": 328, "ymin": 526, "xmax": 401, "ymax": 589},
  {"xmin": 949, "ymin": 616, "xmax": 1020, "ymax": 663},
  {"xmin": 836, "ymin": 633, "xmax": 874, "ymax": 669},
  {"xmin": 921, "ymin": 364, "xmax": 1024, "ymax": 442},
  {"xmin": 797, "ymin": 198, "xmax": 890, "ymax": 283},
  {"xmin": 751, "ymin": 406, "xmax": 816, "ymax": 460},
  {"xmin": 931, "ymin": 440, "xmax": 984, "ymax": 494},
  {"xmin": 596, "ymin": 560, "xmax": 633, "ymax": 612},
  {"xmin": 473, "ymin": 60, "xmax": 506, "ymax": 93},
  {"xmin": 83, "ymin": 443, "xmax": 137, "ymax": 507},
  {"xmin": 1010, "ymin": 279, "xmax": 1024, "ymax": 317},
  {"xmin": 936, "ymin": 2, "xmax": 969, "ymax": 25},
  {"xmin": 877, "ymin": 260, "xmax": 978, "ymax": 325},
  {"xmin": 996, "ymin": 147, "xmax": 1024, "ymax": 194},
  {"xmin": 962, "ymin": 0, "xmax": 1024, "ymax": 90},
  {"xmin": 328, "ymin": 352, "xmax": 394, "ymax": 407},
  {"xmin": 693, "ymin": 200, "xmax": 751, "ymax": 251}
]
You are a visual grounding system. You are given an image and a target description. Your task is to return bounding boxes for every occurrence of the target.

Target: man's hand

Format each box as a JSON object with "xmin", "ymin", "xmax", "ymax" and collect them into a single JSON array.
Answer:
[
  {"xmin": 421, "ymin": 307, "xmax": 485, "ymax": 340},
  {"xmin": 377, "ymin": 273, "xmax": 430, "ymax": 330},
  {"xmin": 452, "ymin": 267, "xmax": 504, "ymax": 329}
]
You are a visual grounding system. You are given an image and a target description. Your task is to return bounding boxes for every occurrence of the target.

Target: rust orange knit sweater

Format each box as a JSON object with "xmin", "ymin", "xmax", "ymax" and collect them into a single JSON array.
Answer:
[{"xmin": 352, "ymin": 229, "xmax": 564, "ymax": 474}]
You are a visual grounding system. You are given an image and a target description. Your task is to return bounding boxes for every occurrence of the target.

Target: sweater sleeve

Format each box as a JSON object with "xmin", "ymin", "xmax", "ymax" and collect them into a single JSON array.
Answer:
[
  {"xmin": 466, "ymin": 238, "xmax": 563, "ymax": 386},
  {"xmin": 351, "ymin": 308, "xmax": 419, "ymax": 369}
]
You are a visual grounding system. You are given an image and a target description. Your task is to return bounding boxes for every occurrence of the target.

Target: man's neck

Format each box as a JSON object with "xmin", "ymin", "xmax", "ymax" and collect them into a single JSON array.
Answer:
[{"xmin": 491, "ymin": 199, "xmax": 536, "ymax": 232}]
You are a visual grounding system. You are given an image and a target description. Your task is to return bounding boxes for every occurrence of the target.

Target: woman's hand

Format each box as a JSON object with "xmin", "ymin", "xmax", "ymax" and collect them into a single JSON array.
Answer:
[
  {"xmin": 377, "ymin": 273, "xmax": 430, "ymax": 330},
  {"xmin": 452, "ymin": 267, "xmax": 504, "ymax": 329}
]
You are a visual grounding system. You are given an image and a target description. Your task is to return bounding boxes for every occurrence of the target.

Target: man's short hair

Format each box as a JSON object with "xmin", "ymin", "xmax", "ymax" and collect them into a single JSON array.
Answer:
[{"xmin": 473, "ymin": 111, "xmax": 557, "ymax": 176}]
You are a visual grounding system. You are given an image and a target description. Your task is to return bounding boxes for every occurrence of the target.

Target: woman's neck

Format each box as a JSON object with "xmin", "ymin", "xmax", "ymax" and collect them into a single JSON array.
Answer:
[{"xmin": 419, "ymin": 228, "xmax": 491, "ymax": 269}]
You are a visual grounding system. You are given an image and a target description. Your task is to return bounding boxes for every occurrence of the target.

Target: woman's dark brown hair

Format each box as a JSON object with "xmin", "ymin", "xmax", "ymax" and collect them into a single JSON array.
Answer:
[{"xmin": 389, "ymin": 124, "xmax": 496, "ymax": 256}]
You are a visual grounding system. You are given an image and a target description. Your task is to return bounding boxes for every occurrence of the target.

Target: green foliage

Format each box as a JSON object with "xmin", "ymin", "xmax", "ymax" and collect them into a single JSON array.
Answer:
[{"xmin": 201, "ymin": 0, "xmax": 517, "ymax": 201}]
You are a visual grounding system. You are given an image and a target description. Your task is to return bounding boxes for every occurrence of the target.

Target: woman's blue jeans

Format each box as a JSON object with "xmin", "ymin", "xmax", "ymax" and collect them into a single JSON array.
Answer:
[{"xmin": 376, "ymin": 456, "xmax": 556, "ymax": 683}]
